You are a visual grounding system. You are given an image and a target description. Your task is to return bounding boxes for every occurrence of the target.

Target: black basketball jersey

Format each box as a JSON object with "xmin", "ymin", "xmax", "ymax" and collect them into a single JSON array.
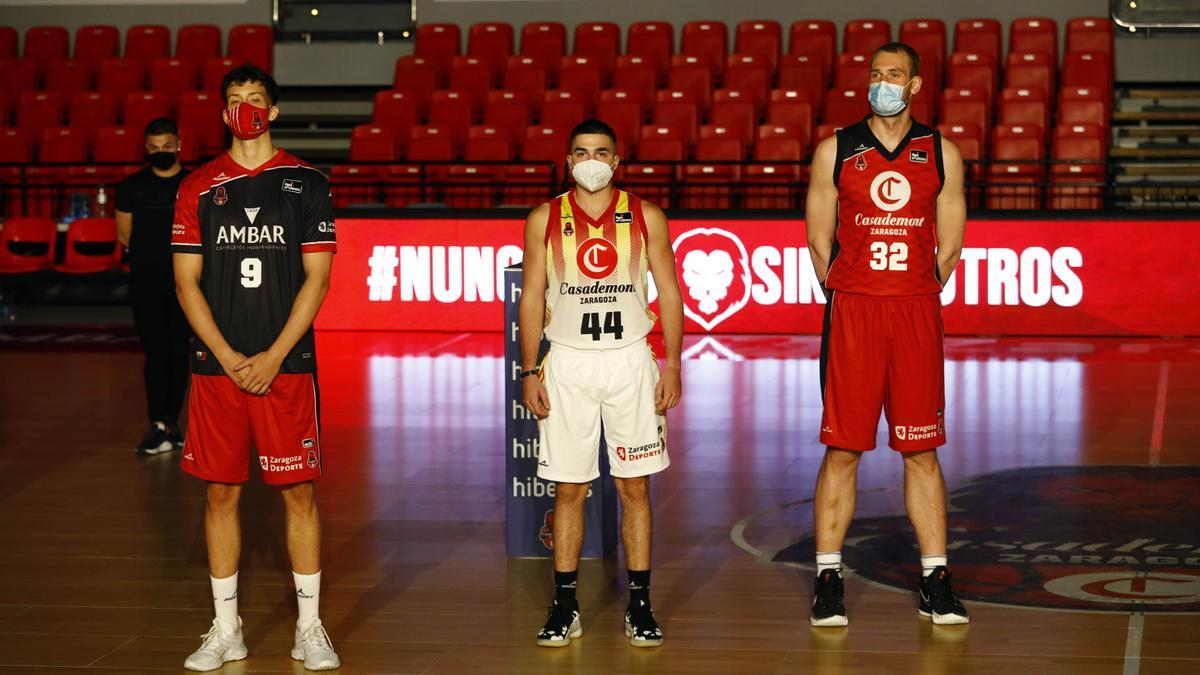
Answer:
[{"xmin": 171, "ymin": 150, "xmax": 336, "ymax": 376}]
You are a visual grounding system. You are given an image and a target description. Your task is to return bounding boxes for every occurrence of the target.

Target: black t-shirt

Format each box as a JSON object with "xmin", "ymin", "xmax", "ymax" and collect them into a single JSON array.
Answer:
[
  {"xmin": 116, "ymin": 167, "xmax": 189, "ymax": 289},
  {"xmin": 171, "ymin": 150, "xmax": 336, "ymax": 376}
]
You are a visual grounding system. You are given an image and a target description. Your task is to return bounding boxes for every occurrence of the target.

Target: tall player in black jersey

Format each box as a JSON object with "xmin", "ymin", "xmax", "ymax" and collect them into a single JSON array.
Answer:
[{"xmin": 172, "ymin": 65, "xmax": 340, "ymax": 671}]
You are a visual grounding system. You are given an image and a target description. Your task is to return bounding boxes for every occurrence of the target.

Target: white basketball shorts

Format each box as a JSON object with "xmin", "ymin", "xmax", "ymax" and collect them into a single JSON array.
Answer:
[{"xmin": 536, "ymin": 340, "xmax": 670, "ymax": 483}]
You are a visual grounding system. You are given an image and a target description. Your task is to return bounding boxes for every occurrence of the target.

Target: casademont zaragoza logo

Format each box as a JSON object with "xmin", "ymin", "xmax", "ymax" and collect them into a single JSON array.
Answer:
[{"xmin": 673, "ymin": 228, "xmax": 752, "ymax": 331}]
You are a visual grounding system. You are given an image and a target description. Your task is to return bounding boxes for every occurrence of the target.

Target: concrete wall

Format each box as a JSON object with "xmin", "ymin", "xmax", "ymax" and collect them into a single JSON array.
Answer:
[{"xmin": 3, "ymin": 0, "xmax": 1198, "ymax": 85}]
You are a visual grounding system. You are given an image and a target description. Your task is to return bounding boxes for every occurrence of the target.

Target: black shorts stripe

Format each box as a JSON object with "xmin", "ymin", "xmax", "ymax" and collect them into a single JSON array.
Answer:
[{"xmin": 819, "ymin": 289, "xmax": 836, "ymax": 404}]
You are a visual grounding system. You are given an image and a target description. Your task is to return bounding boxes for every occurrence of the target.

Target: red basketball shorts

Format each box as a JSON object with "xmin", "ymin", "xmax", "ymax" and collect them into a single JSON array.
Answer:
[
  {"xmin": 181, "ymin": 373, "xmax": 323, "ymax": 484},
  {"xmin": 819, "ymin": 291, "xmax": 946, "ymax": 452}
]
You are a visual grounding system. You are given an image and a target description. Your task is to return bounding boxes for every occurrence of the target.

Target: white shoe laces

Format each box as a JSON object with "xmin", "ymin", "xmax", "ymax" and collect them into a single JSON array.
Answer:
[
  {"xmin": 196, "ymin": 620, "xmax": 227, "ymax": 651},
  {"xmin": 302, "ymin": 621, "xmax": 335, "ymax": 653}
]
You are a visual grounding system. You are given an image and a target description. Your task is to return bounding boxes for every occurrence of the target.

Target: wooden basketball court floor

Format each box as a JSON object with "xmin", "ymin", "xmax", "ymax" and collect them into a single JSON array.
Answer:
[{"xmin": 0, "ymin": 331, "xmax": 1197, "ymax": 674}]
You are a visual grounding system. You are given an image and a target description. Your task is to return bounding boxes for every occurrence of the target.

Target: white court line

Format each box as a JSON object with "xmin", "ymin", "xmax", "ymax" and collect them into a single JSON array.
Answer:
[
  {"xmin": 1122, "ymin": 571, "xmax": 1148, "ymax": 675},
  {"xmin": 1149, "ymin": 361, "xmax": 1169, "ymax": 466}
]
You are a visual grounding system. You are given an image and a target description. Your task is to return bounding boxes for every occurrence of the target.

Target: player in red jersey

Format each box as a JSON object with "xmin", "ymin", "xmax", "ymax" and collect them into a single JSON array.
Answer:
[
  {"xmin": 806, "ymin": 43, "xmax": 969, "ymax": 626},
  {"xmin": 172, "ymin": 65, "xmax": 340, "ymax": 671}
]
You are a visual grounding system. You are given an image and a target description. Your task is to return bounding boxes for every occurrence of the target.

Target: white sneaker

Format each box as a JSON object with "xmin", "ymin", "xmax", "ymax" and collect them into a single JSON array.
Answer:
[
  {"xmin": 291, "ymin": 618, "xmax": 341, "ymax": 671},
  {"xmin": 184, "ymin": 617, "xmax": 248, "ymax": 671}
]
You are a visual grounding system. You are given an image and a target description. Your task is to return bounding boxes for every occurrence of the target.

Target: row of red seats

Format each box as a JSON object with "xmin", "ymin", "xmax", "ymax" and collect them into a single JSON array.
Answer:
[
  {"xmin": 411, "ymin": 17, "xmax": 1114, "ymax": 81},
  {"xmin": 1, "ymin": 125, "xmax": 203, "ymax": 164},
  {"xmin": 0, "ymin": 217, "xmax": 121, "ymax": 275},
  {"xmin": 0, "ymin": 24, "xmax": 272, "ymax": 73},
  {"xmin": 1, "ymin": 90, "xmax": 225, "ymax": 155},
  {"xmin": 1, "ymin": 55, "xmax": 240, "ymax": 103}
]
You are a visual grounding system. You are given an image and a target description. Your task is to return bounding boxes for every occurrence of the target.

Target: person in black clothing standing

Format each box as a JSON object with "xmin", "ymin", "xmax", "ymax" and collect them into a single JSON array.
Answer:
[{"xmin": 116, "ymin": 118, "xmax": 191, "ymax": 455}]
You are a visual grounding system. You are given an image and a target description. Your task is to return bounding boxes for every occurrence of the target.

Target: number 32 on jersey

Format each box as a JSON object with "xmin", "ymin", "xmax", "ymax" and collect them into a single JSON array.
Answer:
[{"xmin": 869, "ymin": 241, "xmax": 908, "ymax": 271}]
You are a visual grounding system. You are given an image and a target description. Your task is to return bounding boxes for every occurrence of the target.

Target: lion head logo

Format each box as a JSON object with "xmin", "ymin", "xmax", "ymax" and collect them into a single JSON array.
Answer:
[
  {"xmin": 538, "ymin": 509, "xmax": 555, "ymax": 550},
  {"xmin": 672, "ymin": 228, "xmax": 752, "ymax": 331}
]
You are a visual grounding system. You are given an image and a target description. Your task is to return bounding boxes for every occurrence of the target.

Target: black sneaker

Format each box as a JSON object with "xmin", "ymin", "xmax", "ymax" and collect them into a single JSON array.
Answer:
[
  {"xmin": 169, "ymin": 428, "xmax": 185, "ymax": 450},
  {"xmin": 624, "ymin": 600, "xmax": 663, "ymax": 648},
  {"xmin": 536, "ymin": 600, "xmax": 581, "ymax": 647},
  {"xmin": 137, "ymin": 422, "xmax": 174, "ymax": 456},
  {"xmin": 810, "ymin": 569, "xmax": 848, "ymax": 627},
  {"xmin": 919, "ymin": 566, "xmax": 970, "ymax": 625}
]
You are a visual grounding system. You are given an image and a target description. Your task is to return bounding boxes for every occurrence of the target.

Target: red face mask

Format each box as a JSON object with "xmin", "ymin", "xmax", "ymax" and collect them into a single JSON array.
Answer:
[{"xmin": 225, "ymin": 101, "xmax": 271, "ymax": 140}]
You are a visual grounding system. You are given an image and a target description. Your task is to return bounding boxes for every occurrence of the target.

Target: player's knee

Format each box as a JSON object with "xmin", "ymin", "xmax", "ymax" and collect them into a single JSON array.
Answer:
[
  {"xmin": 613, "ymin": 476, "xmax": 649, "ymax": 503},
  {"xmin": 280, "ymin": 482, "xmax": 316, "ymax": 513},
  {"xmin": 902, "ymin": 449, "xmax": 940, "ymax": 473},
  {"xmin": 206, "ymin": 483, "xmax": 241, "ymax": 512},
  {"xmin": 824, "ymin": 448, "xmax": 863, "ymax": 471},
  {"xmin": 555, "ymin": 481, "xmax": 589, "ymax": 506}
]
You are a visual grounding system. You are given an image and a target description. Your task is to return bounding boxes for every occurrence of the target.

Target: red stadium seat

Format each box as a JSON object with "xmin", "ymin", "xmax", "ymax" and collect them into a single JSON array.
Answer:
[
  {"xmin": 177, "ymin": 25, "xmax": 222, "ymax": 64},
  {"xmin": 574, "ymin": 22, "xmax": 620, "ymax": 76},
  {"xmin": 941, "ymin": 87, "xmax": 991, "ymax": 137},
  {"xmin": 681, "ymin": 21, "xmax": 728, "ymax": 76},
  {"xmin": 953, "ymin": 19, "xmax": 1001, "ymax": 64},
  {"xmin": 373, "ymin": 90, "xmax": 423, "ymax": 130},
  {"xmin": 788, "ymin": 20, "xmax": 835, "ymax": 77},
  {"xmin": 989, "ymin": 124, "xmax": 1045, "ymax": 210},
  {"xmin": 1057, "ymin": 86, "xmax": 1110, "ymax": 130},
  {"xmin": 0, "ymin": 217, "xmax": 57, "ymax": 273},
  {"xmin": 724, "ymin": 54, "xmax": 771, "ymax": 107},
  {"xmin": 17, "ymin": 92, "xmax": 64, "ymax": 139},
  {"xmin": 394, "ymin": 56, "xmax": 441, "ymax": 107},
  {"xmin": 389, "ymin": 126, "xmax": 458, "ymax": 206},
  {"xmin": 947, "ymin": 52, "xmax": 998, "ymax": 106},
  {"xmin": 55, "ymin": 217, "xmax": 120, "ymax": 274},
  {"xmin": 777, "ymin": 54, "xmax": 827, "ymax": 106},
  {"xmin": 559, "ymin": 56, "xmax": 604, "ymax": 109},
  {"xmin": 540, "ymin": 90, "xmax": 587, "ymax": 131},
  {"xmin": 484, "ymin": 90, "xmax": 532, "ymax": 148},
  {"xmin": 747, "ymin": 124, "xmax": 808, "ymax": 208},
  {"xmin": 504, "ymin": 56, "xmax": 548, "ymax": 112},
  {"xmin": 94, "ymin": 126, "xmax": 141, "ymax": 163},
  {"xmin": 712, "ymin": 87, "xmax": 760, "ymax": 119},
  {"xmin": 627, "ymin": 22, "xmax": 674, "ymax": 75},
  {"xmin": 0, "ymin": 92, "xmax": 7, "ymax": 127},
  {"xmin": 899, "ymin": 19, "xmax": 946, "ymax": 71},
  {"xmin": 843, "ymin": 20, "xmax": 891, "ymax": 55},
  {"xmin": 468, "ymin": 23, "xmax": 514, "ymax": 80},
  {"xmin": 682, "ymin": 127, "xmax": 744, "ymax": 208},
  {"xmin": 1066, "ymin": 18, "xmax": 1114, "ymax": 59},
  {"xmin": 349, "ymin": 124, "xmax": 401, "ymax": 162},
  {"xmin": 39, "ymin": 126, "xmax": 88, "ymax": 163},
  {"xmin": 227, "ymin": 24, "xmax": 274, "ymax": 72},
  {"xmin": 203, "ymin": 57, "xmax": 237, "ymax": 96},
  {"xmin": 1005, "ymin": 52, "xmax": 1055, "ymax": 94},
  {"xmin": 1062, "ymin": 52, "xmax": 1113, "ymax": 97},
  {"xmin": 766, "ymin": 89, "xmax": 815, "ymax": 150},
  {"xmin": 0, "ymin": 28, "xmax": 16, "ymax": 60},
  {"xmin": 502, "ymin": 126, "xmax": 560, "ymax": 206},
  {"xmin": 814, "ymin": 123, "xmax": 840, "ymax": 145},
  {"xmin": 1010, "ymin": 18, "xmax": 1057, "ymax": 57},
  {"xmin": 667, "ymin": 56, "xmax": 713, "ymax": 109},
  {"xmin": 652, "ymin": 91, "xmax": 700, "ymax": 146},
  {"xmin": 45, "ymin": 60, "xmax": 94, "ymax": 98},
  {"xmin": 834, "ymin": 53, "xmax": 871, "ymax": 89},
  {"xmin": 446, "ymin": 125, "xmax": 512, "ymax": 207},
  {"xmin": 998, "ymin": 87, "xmax": 1049, "ymax": 140},
  {"xmin": 329, "ymin": 164, "xmax": 381, "ymax": 208},
  {"xmin": 709, "ymin": 90, "xmax": 758, "ymax": 148},
  {"xmin": 824, "ymin": 88, "xmax": 868, "ymax": 127},
  {"xmin": 69, "ymin": 91, "xmax": 118, "ymax": 142},
  {"xmin": 612, "ymin": 55, "xmax": 659, "ymax": 107},
  {"xmin": 522, "ymin": 125, "xmax": 566, "ymax": 160},
  {"xmin": 448, "ymin": 56, "xmax": 493, "ymax": 106},
  {"xmin": 521, "ymin": 23, "xmax": 567, "ymax": 79},
  {"xmin": 0, "ymin": 128, "xmax": 33, "ymax": 163},
  {"xmin": 0, "ymin": 59, "xmax": 39, "ymax": 100},
  {"xmin": 124, "ymin": 25, "xmax": 170, "ymax": 70},
  {"xmin": 1048, "ymin": 122, "xmax": 1106, "ymax": 209},
  {"xmin": 124, "ymin": 92, "xmax": 172, "ymax": 133},
  {"xmin": 623, "ymin": 126, "xmax": 684, "ymax": 207},
  {"xmin": 428, "ymin": 89, "xmax": 477, "ymax": 144},
  {"xmin": 75, "ymin": 25, "xmax": 120, "ymax": 63},
  {"xmin": 98, "ymin": 58, "xmax": 145, "ymax": 99},
  {"xmin": 177, "ymin": 91, "xmax": 224, "ymax": 156},
  {"xmin": 596, "ymin": 93, "xmax": 644, "ymax": 153},
  {"xmin": 150, "ymin": 58, "xmax": 197, "ymax": 99},
  {"xmin": 23, "ymin": 26, "xmax": 69, "ymax": 73},
  {"xmin": 938, "ymin": 122, "xmax": 983, "ymax": 182},
  {"xmin": 735, "ymin": 20, "xmax": 783, "ymax": 73}
]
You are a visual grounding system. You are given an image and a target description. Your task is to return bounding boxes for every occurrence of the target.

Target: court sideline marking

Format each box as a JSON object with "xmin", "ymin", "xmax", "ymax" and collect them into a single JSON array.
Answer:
[
  {"xmin": 1122, "ymin": 571, "xmax": 1149, "ymax": 675},
  {"xmin": 1148, "ymin": 361, "xmax": 1169, "ymax": 466}
]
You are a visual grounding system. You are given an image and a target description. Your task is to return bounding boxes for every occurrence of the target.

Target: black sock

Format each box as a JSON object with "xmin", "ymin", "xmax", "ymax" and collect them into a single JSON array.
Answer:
[
  {"xmin": 554, "ymin": 570, "xmax": 578, "ymax": 607},
  {"xmin": 628, "ymin": 569, "xmax": 651, "ymax": 609}
]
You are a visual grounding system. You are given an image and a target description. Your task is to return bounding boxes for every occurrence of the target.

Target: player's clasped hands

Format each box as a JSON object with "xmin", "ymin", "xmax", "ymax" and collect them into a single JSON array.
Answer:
[{"xmin": 230, "ymin": 351, "xmax": 283, "ymax": 396}]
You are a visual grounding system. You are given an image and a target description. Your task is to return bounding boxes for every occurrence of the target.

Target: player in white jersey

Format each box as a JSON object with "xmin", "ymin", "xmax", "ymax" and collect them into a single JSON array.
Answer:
[{"xmin": 519, "ymin": 120, "xmax": 684, "ymax": 649}]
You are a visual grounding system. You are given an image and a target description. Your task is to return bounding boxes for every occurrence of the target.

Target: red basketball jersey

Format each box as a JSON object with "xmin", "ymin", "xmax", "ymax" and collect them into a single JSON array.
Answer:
[{"xmin": 825, "ymin": 117, "xmax": 945, "ymax": 296}]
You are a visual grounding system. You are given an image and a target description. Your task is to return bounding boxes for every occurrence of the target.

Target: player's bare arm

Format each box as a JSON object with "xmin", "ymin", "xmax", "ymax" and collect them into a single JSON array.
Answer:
[
  {"xmin": 115, "ymin": 209, "xmax": 133, "ymax": 248},
  {"xmin": 174, "ymin": 252, "xmax": 248, "ymax": 388},
  {"xmin": 806, "ymin": 136, "xmax": 839, "ymax": 284},
  {"xmin": 519, "ymin": 202, "xmax": 551, "ymax": 418},
  {"xmin": 644, "ymin": 202, "xmax": 682, "ymax": 413},
  {"xmin": 935, "ymin": 137, "xmax": 967, "ymax": 285},
  {"xmin": 234, "ymin": 251, "xmax": 334, "ymax": 396}
]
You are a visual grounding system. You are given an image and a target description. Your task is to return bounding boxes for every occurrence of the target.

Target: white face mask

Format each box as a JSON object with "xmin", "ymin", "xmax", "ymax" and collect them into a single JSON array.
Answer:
[
  {"xmin": 571, "ymin": 158, "xmax": 614, "ymax": 193},
  {"xmin": 868, "ymin": 79, "xmax": 910, "ymax": 117}
]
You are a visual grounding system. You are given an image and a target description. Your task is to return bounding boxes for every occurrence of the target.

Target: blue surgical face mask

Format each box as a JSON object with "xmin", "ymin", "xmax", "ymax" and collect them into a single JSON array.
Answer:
[{"xmin": 868, "ymin": 79, "xmax": 910, "ymax": 117}]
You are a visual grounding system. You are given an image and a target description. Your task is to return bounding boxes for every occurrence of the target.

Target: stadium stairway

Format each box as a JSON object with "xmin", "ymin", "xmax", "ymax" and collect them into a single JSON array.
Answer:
[{"xmin": 1111, "ymin": 85, "xmax": 1200, "ymax": 208}]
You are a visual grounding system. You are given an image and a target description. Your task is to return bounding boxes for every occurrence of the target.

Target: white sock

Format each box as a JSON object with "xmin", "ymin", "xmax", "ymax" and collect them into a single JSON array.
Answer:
[
  {"xmin": 921, "ymin": 555, "xmax": 948, "ymax": 577},
  {"xmin": 294, "ymin": 570, "xmax": 321, "ymax": 626},
  {"xmin": 816, "ymin": 551, "xmax": 842, "ymax": 574},
  {"xmin": 211, "ymin": 573, "xmax": 239, "ymax": 630}
]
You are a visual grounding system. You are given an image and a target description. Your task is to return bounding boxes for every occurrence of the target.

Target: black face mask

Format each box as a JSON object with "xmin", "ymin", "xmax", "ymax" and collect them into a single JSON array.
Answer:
[{"xmin": 147, "ymin": 151, "xmax": 178, "ymax": 171}]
